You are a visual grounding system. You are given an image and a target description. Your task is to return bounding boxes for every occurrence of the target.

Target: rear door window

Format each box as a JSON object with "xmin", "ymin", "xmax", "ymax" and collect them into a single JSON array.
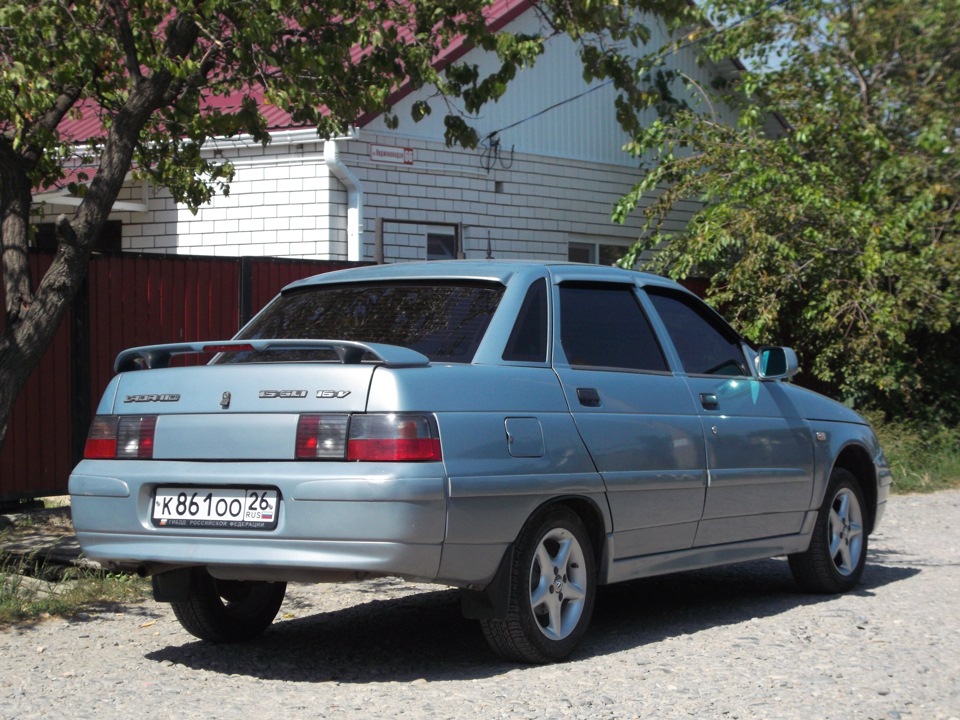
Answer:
[
  {"xmin": 559, "ymin": 283, "xmax": 668, "ymax": 372},
  {"xmin": 502, "ymin": 279, "xmax": 548, "ymax": 363}
]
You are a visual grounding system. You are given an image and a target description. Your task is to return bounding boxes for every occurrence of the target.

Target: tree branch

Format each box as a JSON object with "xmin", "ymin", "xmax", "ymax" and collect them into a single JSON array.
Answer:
[{"xmin": 109, "ymin": 0, "xmax": 143, "ymax": 82}]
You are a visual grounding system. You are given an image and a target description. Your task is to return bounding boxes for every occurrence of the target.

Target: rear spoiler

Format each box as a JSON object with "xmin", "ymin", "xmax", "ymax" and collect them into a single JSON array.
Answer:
[{"xmin": 114, "ymin": 340, "xmax": 430, "ymax": 372}]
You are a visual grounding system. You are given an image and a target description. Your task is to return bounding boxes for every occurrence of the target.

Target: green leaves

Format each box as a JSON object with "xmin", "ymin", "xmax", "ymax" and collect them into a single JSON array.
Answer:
[{"xmin": 614, "ymin": 0, "xmax": 959, "ymax": 420}]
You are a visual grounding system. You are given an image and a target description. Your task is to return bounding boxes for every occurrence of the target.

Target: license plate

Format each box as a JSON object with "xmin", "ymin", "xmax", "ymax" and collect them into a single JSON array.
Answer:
[{"xmin": 152, "ymin": 487, "xmax": 279, "ymax": 530}]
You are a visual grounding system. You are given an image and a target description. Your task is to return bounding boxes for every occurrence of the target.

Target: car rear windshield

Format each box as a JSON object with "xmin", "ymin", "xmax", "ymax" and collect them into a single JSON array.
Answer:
[{"xmin": 216, "ymin": 281, "xmax": 505, "ymax": 364}]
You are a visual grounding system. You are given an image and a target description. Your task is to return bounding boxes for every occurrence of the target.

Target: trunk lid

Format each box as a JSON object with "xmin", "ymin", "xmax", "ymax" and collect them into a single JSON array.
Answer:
[
  {"xmin": 109, "ymin": 363, "xmax": 374, "ymax": 415},
  {"xmin": 100, "ymin": 340, "xmax": 429, "ymax": 461},
  {"xmin": 106, "ymin": 363, "xmax": 375, "ymax": 460}
]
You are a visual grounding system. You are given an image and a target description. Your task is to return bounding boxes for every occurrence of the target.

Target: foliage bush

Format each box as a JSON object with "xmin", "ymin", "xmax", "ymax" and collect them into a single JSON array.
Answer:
[
  {"xmin": 614, "ymin": 0, "xmax": 959, "ymax": 423},
  {"xmin": 874, "ymin": 421, "xmax": 960, "ymax": 494}
]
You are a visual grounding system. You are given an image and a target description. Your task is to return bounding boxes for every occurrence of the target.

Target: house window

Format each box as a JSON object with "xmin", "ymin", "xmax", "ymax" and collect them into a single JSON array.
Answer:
[
  {"xmin": 568, "ymin": 242, "xmax": 594, "ymax": 264},
  {"xmin": 568, "ymin": 239, "xmax": 633, "ymax": 267},
  {"xmin": 427, "ymin": 232, "xmax": 457, "ymax": 261}
]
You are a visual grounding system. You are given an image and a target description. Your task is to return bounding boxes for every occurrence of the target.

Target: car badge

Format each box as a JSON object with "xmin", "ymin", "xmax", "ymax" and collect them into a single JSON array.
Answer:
[
  {"xmin": 317, "ymin": 390, "xmax": 351, "ymax": 399},
  {"xmin": 258, "ymin": 390, "xmax": 309, "ymax": 398},
  {"xmin": 124, "ymin": 394, "xmax": 180, "ymax": 403}
]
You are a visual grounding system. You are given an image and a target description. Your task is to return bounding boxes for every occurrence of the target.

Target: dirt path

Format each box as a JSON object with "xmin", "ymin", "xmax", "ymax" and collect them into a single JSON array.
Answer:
[{"xmin": 2, "ymin": 491, "xmax": 958, "ymax": 720}]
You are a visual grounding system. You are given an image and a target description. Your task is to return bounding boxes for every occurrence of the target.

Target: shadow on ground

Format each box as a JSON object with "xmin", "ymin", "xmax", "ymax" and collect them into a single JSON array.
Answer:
[{"xmin": 144, "ymin": 547, "xmax": 919, "ymax": 683}]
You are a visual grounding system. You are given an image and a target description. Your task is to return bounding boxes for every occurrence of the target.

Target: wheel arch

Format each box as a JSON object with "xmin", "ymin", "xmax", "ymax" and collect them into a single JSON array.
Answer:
[
  {"xmin": 460, "ymin": 494, "xmax": 608, "ymax": 621},
  {"xmin": 832, "ymin": 444, "xmax": 879, "ymax": 535}
]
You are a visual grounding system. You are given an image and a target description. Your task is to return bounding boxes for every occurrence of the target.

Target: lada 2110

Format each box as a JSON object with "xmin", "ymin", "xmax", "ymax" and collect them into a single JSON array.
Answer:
[{"xmin": 69, "ymin": 261, "xmax": 892, "ymax": 663}]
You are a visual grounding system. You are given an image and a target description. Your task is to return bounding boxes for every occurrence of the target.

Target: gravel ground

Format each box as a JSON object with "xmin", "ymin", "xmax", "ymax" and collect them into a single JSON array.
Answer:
[{"xmin": 2, "ymin": 490, "xmax": 958, "ymax": 720}]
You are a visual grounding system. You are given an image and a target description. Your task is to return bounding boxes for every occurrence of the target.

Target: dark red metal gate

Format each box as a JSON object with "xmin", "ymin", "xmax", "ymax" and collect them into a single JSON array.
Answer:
[{"xmin": 0, "ymin": 252, "xmax": 362, "ymax": 501}]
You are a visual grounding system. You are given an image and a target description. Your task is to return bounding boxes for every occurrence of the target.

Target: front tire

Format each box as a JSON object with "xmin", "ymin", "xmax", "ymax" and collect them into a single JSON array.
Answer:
[
  {"xmin": 480, "ymin": 506, "xmax": 596, "ymax": 663},
  {"xmin": 789, "ymin": 469, "xmax": 867, "ymax": 593},
  {"xmin": 171, "ymin": 568, "xmax": 286, "ymax": 643}
]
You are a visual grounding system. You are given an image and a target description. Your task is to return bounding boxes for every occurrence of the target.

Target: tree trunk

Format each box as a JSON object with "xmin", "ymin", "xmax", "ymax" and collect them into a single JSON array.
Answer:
[
  {"xmin": 0, "ymin": 217, "xmax": 93, "ymax": 451},
  {"xmin": 0, "ymin": 8, "xmax": 201, "ymax": 456},
  {"xmin": 0, "ymin": 145, "xmax": 42, "ymax": 451}
]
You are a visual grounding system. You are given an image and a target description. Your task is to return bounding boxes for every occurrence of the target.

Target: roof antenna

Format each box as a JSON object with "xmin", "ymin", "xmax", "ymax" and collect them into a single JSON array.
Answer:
[{"xmin": 486, "ymin": 231, "xmax": 494, "ymax": 259}]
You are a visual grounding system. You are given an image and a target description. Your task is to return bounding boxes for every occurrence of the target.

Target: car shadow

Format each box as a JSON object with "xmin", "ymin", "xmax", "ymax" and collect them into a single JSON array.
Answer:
[
  {"xmin": 582, "ymin": 552, "xmax": 917, "ymax": 658},
  {"xmin": 144, "ymin": 548, "xmax": 920, "ymax": 682}
]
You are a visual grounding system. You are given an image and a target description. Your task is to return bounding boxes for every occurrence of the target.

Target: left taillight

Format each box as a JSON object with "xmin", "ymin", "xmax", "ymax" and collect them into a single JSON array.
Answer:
[{"xmin": 84, "ymin": 415, "xmax": 157, "ymax": 459}]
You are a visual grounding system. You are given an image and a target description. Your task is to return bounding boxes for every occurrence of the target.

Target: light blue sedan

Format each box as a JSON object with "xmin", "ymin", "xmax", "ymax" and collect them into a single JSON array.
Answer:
[{"xmin": 69, "ymin": 261, "xmax": 891, "ymax": 663}]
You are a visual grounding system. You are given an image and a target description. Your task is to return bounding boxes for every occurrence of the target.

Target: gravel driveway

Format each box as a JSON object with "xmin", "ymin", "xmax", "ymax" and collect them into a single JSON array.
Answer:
[{"xmin": 2, "ymin": 490, "xmax": 958, "ymax": 720}]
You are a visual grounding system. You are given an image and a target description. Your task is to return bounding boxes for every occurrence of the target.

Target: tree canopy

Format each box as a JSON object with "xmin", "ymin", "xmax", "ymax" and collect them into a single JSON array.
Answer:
[
  {"xmin": 615, "ymin": 0, "xmax": 959, "ymax": 421},
  {"xmin": 0, "ymin": 0, "xmax": 685, "ymax": 451}
]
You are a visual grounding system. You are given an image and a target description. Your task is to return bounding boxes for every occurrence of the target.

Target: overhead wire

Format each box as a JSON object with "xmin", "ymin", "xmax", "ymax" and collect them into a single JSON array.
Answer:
[{"xmin": 480, "ymin": 0, "xmax": 791, "ymax": 141}]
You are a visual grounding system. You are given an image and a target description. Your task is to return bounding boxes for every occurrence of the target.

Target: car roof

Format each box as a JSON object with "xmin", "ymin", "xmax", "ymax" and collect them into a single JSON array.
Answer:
[{"xmin": 281, "ymin": 259, "xmax": 688, "ymax": 293}]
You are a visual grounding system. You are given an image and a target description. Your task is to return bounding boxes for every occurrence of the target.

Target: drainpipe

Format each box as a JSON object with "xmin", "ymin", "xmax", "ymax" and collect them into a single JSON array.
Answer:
[{"xmin": 323, "ymin": 130, "xmax": 363, "ymax": 262}]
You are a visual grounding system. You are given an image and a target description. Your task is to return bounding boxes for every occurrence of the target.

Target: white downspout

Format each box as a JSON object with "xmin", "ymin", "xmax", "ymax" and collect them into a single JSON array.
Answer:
[{"xmin": 323, "ymin": 130, "xmax": 363, "ymax": 262}]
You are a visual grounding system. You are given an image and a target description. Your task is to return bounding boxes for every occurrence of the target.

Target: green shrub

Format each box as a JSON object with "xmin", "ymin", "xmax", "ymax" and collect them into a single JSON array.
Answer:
[{"xmin": 875, "ymin": 421, "xmax": 960, "ymax": 494}]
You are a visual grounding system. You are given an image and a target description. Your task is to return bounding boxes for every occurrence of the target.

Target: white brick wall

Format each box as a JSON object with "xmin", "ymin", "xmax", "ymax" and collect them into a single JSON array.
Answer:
[
  {"xmin": 110, "ymin": 129, "xmax": 653, "ymax": 265},
  {"xmin": 41, "ymin": 6, "xmax": 741, "ymax": 267}
]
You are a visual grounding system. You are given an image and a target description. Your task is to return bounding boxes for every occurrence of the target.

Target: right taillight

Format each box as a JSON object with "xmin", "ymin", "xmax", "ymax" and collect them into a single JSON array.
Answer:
[
  {"xmin": 83, "ymin": 415, "xmax": 157, "ymax": 459},
  {"xmin": 295, "ymin": 413, "xmax": 441, "ymax": 462},
  {"xmin": 347, "ymin": 414, "xmax": 441, "ymax": 462}
]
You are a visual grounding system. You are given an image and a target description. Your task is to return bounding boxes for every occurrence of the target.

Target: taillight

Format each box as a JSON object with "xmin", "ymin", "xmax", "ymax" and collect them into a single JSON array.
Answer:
[
  {"xmin": 83, "ymin": 415, "xmax": 157, "ymax": 459},
  {"xmin": 295, "ymin": 413, "xmax": 441, "ymax": 461},
  {"xmin": 347, "ymin": 414, "xmax": 441, "ymax": 462},
  {"xmin": 84, "ymin": 416, "xmax": 119, "ymax": 459},
  {"xmin": 295, "ymin": 414, "xmax": 350, "ymax": 459}
]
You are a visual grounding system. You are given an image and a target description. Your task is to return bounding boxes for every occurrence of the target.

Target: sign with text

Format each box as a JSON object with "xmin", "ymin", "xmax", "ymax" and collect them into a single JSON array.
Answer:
[{"xmin": 370, "ymin": 144, "xmax": 415, "ymax": 165}]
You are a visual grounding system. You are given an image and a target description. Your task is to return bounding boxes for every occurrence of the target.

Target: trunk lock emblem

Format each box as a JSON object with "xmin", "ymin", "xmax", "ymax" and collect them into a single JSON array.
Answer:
[{"xmin": 220, "ymin": 391, "xmax": 231, "ymax": 410}]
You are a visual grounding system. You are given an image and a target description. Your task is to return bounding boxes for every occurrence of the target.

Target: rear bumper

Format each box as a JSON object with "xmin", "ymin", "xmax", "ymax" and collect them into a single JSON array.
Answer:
[
  {"xmin": 69, "ymin": 459, "xmax": 448, "ymax": 583},
  {"xmin": 73, "ymin": 527, "xmax": 442, "ymax": 583}
]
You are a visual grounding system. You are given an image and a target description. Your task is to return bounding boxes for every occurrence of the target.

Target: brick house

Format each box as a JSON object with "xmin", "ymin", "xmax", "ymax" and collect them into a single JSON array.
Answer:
[{"xmin": 34, "ymin": 2, "xmax": 740, "ymax": 267}]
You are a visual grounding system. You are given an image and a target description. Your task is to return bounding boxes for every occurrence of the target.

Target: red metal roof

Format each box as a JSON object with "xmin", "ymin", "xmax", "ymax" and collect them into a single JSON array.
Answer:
[{"xmin": 56, "ymin": 0, "xmax": 531, "ymax": 142}]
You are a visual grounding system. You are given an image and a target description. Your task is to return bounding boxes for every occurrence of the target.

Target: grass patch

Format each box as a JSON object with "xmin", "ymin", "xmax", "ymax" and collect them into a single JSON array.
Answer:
[
  {"xmin": 875, "ymin": 421, "xmax": 960, "ymax": 494},
  {"xmin": 0, "ymin": 557, "xmax": 148, "ymax": 625},
  {"xmin": 0, "ymin": 502, "xmax": 149, "ymax": 625}
]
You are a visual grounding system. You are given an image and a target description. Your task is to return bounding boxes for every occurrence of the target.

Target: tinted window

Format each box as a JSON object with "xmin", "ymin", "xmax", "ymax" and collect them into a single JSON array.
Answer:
[
  {"xmin": 560, "ymin": 283, "xmax": 668, "ymax": 371},
  {"xmin": 646, "ymin": 289, "xmax": 749, "ymax": 376},
  {"xmin": 219, "ymin": 282, "xmax": 504, "ymax": 364},
  {"xmin": 503, "ymin": 279, "xmax": 548, "ymax": 363}
]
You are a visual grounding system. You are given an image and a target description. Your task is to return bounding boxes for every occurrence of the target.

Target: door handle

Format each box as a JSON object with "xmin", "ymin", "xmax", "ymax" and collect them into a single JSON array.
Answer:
[
  {"xmin": 577, "ymin": 387, "xmax": 601, "ymax": 407},
  {"xmin": 700, "ymin": 393, "xmax": 719, "ymax": 410}
]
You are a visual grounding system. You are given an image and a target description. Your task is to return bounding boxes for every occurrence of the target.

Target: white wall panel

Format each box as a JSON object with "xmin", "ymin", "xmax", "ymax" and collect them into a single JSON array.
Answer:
[{"xmin": 364, "ymin": 9, "xmax": 739, "ymax": 167}]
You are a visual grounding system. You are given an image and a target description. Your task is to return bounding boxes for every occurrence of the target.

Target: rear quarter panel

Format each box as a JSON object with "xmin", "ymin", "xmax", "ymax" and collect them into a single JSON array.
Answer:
[{"xmin": 367, "ymin": 364, "xmax": 610, "ymax": 586}]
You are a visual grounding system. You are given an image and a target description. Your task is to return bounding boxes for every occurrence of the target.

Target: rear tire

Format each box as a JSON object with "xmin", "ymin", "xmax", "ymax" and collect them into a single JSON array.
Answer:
[
  {"xmin": 480, "ymin": 506, "xmax": 596, "ymax": 663},
  {"xmin": 171, "ymin": 568, "xmax": 286, "ymax": 643},
  {"xmin": 789, "ymin": 468, "xmax": 867, "ymax": 594}
]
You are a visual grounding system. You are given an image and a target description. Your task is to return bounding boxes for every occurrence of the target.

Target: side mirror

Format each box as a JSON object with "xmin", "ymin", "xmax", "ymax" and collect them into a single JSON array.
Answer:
[{"xmin": 757, "ymin": 346, "xmax": 799, "ymax": 380}]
